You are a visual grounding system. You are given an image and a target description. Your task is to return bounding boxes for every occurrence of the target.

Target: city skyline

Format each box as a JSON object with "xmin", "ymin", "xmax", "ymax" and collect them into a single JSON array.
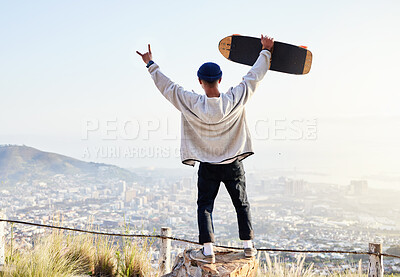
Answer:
[{"xmin": 2, "ymin": 159, "xmax": 400, "ymax": 272}]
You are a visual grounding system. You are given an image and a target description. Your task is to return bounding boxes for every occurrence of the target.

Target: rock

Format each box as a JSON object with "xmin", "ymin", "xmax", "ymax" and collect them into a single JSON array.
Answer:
[{"xmin": 162, "ymin": 247, "xmax": 258, "ymax": 277}]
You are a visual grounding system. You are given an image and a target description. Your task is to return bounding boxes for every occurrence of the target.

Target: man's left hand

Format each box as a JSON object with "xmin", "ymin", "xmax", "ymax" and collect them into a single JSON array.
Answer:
[{"xmin": 136, "ymin": 44, "xmax": 152, "ymax": 64}]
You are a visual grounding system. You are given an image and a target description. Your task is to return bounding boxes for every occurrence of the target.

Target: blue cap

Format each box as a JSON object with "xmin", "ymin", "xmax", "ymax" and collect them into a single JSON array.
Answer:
[{"xmin": 197, "ymin": 62, "xmax": 222, "ymax": 82}]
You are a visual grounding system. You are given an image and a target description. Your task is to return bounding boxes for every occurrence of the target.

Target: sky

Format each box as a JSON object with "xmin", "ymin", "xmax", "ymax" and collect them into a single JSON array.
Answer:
[{"xmin": 1, "ymin": 0, "xmax": 399, "ymax": 188}]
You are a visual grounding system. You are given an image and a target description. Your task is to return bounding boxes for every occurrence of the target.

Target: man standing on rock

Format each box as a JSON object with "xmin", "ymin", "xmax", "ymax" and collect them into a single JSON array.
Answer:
[{"xmin": 137, "ymin": 34, "xmax": 274, "ymax": 264}]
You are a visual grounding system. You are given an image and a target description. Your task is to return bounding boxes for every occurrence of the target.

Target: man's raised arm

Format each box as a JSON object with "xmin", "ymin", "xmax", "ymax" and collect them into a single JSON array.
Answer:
[
  {"xmin": 228, "ymin": 34, "xmax": 274, "ymax": 105},
  {"xmin": 136, "ymin": 44, "xmax": 200, "ymax": 112}
]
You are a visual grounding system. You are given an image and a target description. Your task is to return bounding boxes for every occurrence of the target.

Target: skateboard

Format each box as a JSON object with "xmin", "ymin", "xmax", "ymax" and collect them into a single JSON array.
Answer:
[{"xmin": 219, "ymin": 35, "xmax": 312, "ymax": 75}]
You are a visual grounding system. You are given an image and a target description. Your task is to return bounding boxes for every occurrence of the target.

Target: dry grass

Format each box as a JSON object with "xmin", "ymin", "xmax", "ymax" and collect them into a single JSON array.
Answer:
[
  {"xmin": 2, "ymin": 230, "xmax": 92, "ymax": 276},
  {"xmin": 117, "ymin": 239, "xmax": 153, "ymax": 277},
  {"xmin": 256, "ymin": 252, "xmax": 368, "ymax": 277},
  {"xmin": 93, "ymin": 235, "xmax": 117, "ymax": 276},
  {"xmin": 1, "ymin": 229, "xmax": 154, "ymax": 277},
  {"xmin": 257, "ymin": 252, "xmax": 315, "ymax": 276},
  {"xmin": 2, "ymin": 226, "xmax": 388, "ymax": 277}
]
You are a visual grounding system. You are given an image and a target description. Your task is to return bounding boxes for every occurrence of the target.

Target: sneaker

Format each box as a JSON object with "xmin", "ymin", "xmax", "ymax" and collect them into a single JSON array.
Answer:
[
  {"xmin": 244, "ymin": 246, "xmax": 257, "ymax": 257},
  {"xmin": 189, "ymin": 248, "xmax": 216, "ymax": 264}
]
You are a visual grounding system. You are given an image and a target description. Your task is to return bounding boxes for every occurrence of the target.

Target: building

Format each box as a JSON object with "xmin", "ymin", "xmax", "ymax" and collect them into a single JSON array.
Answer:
[{"xmin": 349, "ymin": 180, "xmax": 368, "ymax": 195}]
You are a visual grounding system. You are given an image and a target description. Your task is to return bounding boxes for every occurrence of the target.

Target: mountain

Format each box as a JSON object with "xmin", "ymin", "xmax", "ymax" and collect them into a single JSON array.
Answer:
[{"xmin": 0, "ymin": 145, "xmax": 137, "ymax": 185}]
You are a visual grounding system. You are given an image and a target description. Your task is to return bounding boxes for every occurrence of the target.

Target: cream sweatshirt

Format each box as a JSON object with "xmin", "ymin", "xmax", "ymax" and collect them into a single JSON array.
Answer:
[{"xmin": 148, "ymin": 50, "xmax": 271, "ymax": 166}]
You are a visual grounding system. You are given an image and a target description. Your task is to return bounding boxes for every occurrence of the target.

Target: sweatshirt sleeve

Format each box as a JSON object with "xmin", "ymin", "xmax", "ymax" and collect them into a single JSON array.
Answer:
[
  {"xmin": 148, "ymin": 63, "xmax": 201, "ymax": 112},
  {"xmin": 228, "ymin": 50, "xmax": 271, "ymax": 106}
]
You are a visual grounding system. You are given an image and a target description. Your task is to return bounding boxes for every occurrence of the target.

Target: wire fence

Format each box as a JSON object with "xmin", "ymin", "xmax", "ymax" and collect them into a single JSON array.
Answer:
[{"xmin": 1, "ymin": 218, "xmax": 400, "ymax": 259}]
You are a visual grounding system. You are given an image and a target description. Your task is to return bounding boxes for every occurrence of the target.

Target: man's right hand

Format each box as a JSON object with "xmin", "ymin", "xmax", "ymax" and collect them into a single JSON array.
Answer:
[
  {"xmin": 136, "ymin": 44, "xmax": 152, "ymax": 64},
  {"xmin": 261, "ymin": 35, "xmax": 274, "ymax": 52}
]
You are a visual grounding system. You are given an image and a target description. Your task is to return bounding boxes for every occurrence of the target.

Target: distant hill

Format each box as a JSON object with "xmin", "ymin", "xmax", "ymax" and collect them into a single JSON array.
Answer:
[{"xmin": 0, "ymin": 145, "xmax": 137, "ymax": 185}]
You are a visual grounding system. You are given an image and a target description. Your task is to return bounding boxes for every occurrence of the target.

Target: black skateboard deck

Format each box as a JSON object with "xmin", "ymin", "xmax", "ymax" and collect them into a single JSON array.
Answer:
[{"xmin": 219, "ymin": 35, "xmax": 312, "ymax": 75}]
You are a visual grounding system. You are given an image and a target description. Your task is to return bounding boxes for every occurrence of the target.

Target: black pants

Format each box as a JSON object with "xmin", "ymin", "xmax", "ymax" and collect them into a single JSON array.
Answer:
[{"xmin": 197, "ymin": 159, "xmax": 254, "ymax": 244}]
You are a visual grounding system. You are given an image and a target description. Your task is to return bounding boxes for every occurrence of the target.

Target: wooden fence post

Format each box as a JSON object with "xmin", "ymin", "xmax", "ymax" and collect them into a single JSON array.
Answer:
[
  {"xmin": 159, "ymin": 227, "xmax": 171, "ymax": 276},
  {"xmin": 0, "ymin": 211, "xmax": 5, "ymax": 269},
  {"xmin": 369, "ymin": 243, "xmax": 383, "ymax": 277}
]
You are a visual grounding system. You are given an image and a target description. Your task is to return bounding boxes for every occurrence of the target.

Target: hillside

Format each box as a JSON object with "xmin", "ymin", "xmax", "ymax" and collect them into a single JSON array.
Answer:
[{"xmin": 0, "ymin": 145, "xmax": 137, "ymax": 185}]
